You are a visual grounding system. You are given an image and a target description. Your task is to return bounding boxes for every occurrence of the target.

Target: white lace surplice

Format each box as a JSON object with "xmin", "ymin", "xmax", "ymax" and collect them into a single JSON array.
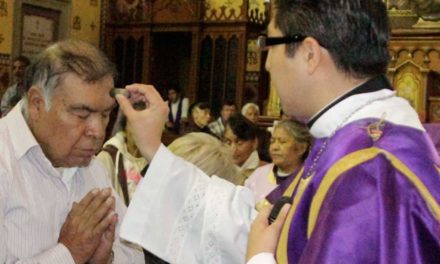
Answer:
[{"xmin": 120, "ymin": 145, "xmax": 257, "ymax": 264}]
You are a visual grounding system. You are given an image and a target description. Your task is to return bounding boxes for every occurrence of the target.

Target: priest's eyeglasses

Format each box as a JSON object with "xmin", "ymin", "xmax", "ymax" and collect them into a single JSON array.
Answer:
[{"xmin": 257, "ymin": 34, "xmax": 306, "ymax": 51}]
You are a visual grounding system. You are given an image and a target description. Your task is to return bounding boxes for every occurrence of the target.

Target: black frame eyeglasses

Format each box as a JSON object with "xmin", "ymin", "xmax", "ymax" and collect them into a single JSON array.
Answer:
[{"xmin": 257, "ymin": 34, "xmax": 306, "ymax": 51}]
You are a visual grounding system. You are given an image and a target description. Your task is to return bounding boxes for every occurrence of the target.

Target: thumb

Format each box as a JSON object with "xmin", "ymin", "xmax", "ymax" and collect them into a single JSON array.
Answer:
[
  {"xmin": 270, "ymin": 203, "xmax": 291, "ymax": 234},
  {"xmin": 115, "ymin": 94, "xmax": 135, "ymax": 117}
]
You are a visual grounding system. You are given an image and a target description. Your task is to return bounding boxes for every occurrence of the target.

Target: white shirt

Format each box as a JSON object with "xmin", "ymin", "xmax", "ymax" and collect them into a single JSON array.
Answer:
[
  {"xmin": 0, "ymin": 104, "xmax": 145, "ymax": 263},
  {"xmin": 166, "ymin": 97, "xmax": 189, "ymax": 121}
]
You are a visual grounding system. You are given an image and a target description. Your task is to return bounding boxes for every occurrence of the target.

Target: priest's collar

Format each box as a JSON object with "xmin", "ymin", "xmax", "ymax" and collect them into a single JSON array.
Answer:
[
  {"xmin": 307, "ymin": 75, "xmax": 392, "ymax": 128},
  {"xmin": 308, "ymin": 75, "xmax": 400, "ymax": 138}
]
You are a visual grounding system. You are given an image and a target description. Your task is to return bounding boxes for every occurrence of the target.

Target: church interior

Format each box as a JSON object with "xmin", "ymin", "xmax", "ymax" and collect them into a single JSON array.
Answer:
[
  {"xmin": 1, "ymin": 1, "xmax": 440, "ymax": 262},
  {"xmin": 0, "ymin": 0, "xmax": 439, "ymax": 135}
]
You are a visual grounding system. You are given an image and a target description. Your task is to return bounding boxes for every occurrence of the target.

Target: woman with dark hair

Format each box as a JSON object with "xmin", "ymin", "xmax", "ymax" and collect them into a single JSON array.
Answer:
[{"xmin": 224, "ymin": 113, "xmax": 267, "ymax": 182}]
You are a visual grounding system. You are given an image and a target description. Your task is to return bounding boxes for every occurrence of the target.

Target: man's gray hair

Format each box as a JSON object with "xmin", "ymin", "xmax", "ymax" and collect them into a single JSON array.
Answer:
[{"xmin": 22, "ymin": 39, "xmax": 117, "ymax": 114}]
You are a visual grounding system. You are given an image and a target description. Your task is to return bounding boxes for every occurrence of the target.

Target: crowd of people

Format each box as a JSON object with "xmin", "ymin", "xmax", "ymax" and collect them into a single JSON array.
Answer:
[{"xmin": 1, "ymin": 0, "xmax": 440, "ymax": 263}]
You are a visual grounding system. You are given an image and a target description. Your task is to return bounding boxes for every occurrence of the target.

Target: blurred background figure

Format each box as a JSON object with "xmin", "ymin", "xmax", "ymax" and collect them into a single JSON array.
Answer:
[
  {"xmin": 224, "ymin": 113, "xmax": 267, "ymax": 183},
  {"xmin": 182, "ymin": 101, "xmax": 213, "ymax": 135},
  {"xmin": 168, "ymin": 132, "xmax": 241, "ymax": 185},
  {"xmin": 245, "ymin": 120, "xmax": 312, "ymax": 210},
  {"xmin": 165, "ymin": 86, "xmax": 189, "ymax": 134},
  {"xmin": 97, "ymin": 102, "xmax": 148, "ymax": 206},
  {"xmin": 208, "ymin": 100, "xmax": 236, "ymax": 139},
  {"xmin": 1, "ymin": 56, "xmax": 30, "ymax": 116},
  {"xmin": 241, "ymin": 102, "xmax": 260, "ymax": 123}
]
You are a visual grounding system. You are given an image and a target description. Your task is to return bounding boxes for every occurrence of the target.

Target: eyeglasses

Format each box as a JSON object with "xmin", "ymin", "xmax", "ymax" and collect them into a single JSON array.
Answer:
[{"xmin": 257, "ymin": 34, "xmax": 306, "ymax": 51}]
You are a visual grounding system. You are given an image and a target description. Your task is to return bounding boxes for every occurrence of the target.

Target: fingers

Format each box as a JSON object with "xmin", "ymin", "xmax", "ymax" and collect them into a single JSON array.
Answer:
[
  {"xmin": 258, "ymin": 204, "xmax": 273, "ymax": 221},
  {"xmin": 81, "ymin": 188, "xmax": 113, "ymax": 226},
  {"xmin": 74, "ymin": 188, "xmax": 100, "ymax": 215},
  {"xmin": 103, "ymin": 214, "xmax": 118, "ymax": 242},
  {"xmin": 94, "ymin": 210, "xmax": 117, "ymax": 236},
  {"xmin": 246, "ymin": 203, "xmax": 291, "ymax": 262},
  {"xmin": 116, "ymin": 94, "xmax": 136, "ymax": 117},
  {"xmin": 251, "ymin": 204, "xmax": 273, "ymax": 232},
  {"xmin": 270, "ymin": 203, "xmax": 291, "ymax": 233},
  {"xmin": 83, "ymin": 196, "xmax": 114, "ymax": 232}
]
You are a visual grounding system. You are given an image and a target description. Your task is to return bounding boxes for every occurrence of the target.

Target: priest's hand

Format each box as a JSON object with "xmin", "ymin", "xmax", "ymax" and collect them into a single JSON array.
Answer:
[
  {"xmin": 116, "ymin": 84, "xmax": 169, "ymax": 161},
  {"xmin": 246, "ymin": 203, "xmax": 291, "ymax": 262}
]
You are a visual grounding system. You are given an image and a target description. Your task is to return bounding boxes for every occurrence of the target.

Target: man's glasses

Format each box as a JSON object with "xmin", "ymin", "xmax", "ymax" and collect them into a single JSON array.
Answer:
[{"xmin": 257, "ymin": 34, "xmax": 306, "ymax": 51}]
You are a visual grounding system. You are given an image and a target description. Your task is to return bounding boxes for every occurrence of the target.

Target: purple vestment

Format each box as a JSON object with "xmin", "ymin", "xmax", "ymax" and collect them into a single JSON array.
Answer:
[{"xmin": 273, "ymin": 118, "xmax": 440, "ymax": 263}]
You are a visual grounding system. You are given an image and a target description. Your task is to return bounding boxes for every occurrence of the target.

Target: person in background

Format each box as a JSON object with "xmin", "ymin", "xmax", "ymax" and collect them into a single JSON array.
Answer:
[
  {"xmin": 97, "ymin": 102, "xmax": 148, "ymax": 206},
  {"xmin": 208, "ymin": 100, "xmax": 236, "ymax": 139},
  {"xmin": 245, "ymin": 120, "xmax": 312, "ymax": 210},
  {"xmin": 224, "ymin": 113, "xmax": 267, "ymax": 182},
  {"xmin": 240, "ymin": 103, "xmax": 272, "ymax": 162},
  {"xmin": 181, "ymin": 101, "xmax": 213, "ymax": 135},
  {"xmin": 241, "ymin": 102, "xmax": 260, "ymax": 123},
  {"xmin": 164, "ymin": 86, "xmax": 188, "ymax": 134},
  {"xmin": 1, "ymin": 55, "xmax": 30, "ymax": 116}
]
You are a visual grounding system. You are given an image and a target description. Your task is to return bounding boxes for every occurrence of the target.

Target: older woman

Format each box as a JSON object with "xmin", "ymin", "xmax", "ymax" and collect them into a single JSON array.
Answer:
[
  {"xmin": 245, "ymin": 120, "xmax": 312, "ymax": 209},
  {"xmin": 241, "ymin": 102, "xmax": 260, "ymax": 123}
]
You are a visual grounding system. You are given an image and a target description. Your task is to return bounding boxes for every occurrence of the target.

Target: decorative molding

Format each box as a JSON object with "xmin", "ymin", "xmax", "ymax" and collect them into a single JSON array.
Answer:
[
  {"xmin": 248, "ymin": 7, "xmax": 265, "ymax": 24},
  {"xmin": 154, "ymin": 0, "xmax": 196, "ymax": 16},
  {"xmin": 72, "ymin": 16, "xmax": 81, "ymax": 30},
  {"xmin": 408, "ymin": 0, "xmax": 440, "ymax": 21},
  {"xmin": 110, "ymin": 0, "xmax": 150, "ymax": 23},
  {"xmin": 204, "ymin": 4, "xmax": 244, "ymax": 21},
  {"xmin": 0, "ymin": 53, "xmax": 10, "ymax": 65},
  {"xmin": 0, "ymin": 0, "xmax": 7, "ymax": 16},
  {"xmin": 245, "ymin": 71, "xmax": 259, "ymax": 82}
]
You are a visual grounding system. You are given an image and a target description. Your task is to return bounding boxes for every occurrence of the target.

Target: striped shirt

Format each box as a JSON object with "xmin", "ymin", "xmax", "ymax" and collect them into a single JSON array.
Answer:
[
  {"xmin": 207, "ymin": 117, "xmax": 225, "ymax": 139},
  {"xmin": 0, "ymin": 104, "xmax": 144, "ymax": 263}
]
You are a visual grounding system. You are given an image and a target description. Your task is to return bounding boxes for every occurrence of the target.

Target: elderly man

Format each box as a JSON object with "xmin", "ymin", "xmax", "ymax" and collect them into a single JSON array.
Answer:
[
  {"xmin": 0, "ymin": 40, "xmax": 144, "ymax": 263},
  {"xmin": 117, "ymin": 1, "xmax": 440, "ymax": 263}
]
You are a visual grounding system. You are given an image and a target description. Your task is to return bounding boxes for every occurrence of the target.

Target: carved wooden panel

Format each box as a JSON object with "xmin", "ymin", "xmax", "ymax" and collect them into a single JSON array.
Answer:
[
  {"xmin": 153, "ymin": 0, "xmax": 201, "ymax": 23},
  {"xmin": 429, "ymin": 98, "xmax": 440, "ymax": 122},
  {"xmin": 107, "ymin": 29, "xmax": 150, "ymax": 87},
  {"xmin": 388, "ymin": 29, "xmax": 440, "ymax": 122},
  {"xmin": 108, "ymin": 0, "xmax": 151, "ymax": 23},
  {"xmin": 204, "ymin": 0, "xmax": 245, "ymax": 21},
  {"xmin": 427, "ymin": 71, "xmax": 440, "ymax": 122},
  {"xmin": 198, "ymin": 34, "xmax": 240, "ymax": 115},
  {"xmin": 390, "ymin": 60, "xmax": 428, "ymax": 120},
  {"xmin": 198, "ymin": 36, "xmax": 213, "ymax": 103}
]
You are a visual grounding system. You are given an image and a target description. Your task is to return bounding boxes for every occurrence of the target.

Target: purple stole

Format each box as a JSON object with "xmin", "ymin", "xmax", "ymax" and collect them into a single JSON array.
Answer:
[{"xmin": 273, "ymin": 118, "xmax": 440, "ymax": 263}]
